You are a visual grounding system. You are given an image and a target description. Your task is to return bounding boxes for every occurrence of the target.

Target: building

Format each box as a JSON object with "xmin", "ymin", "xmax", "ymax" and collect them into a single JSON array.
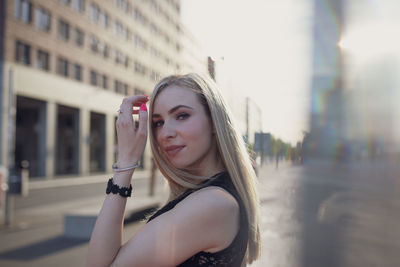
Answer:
[
  {"xmin": 307, "ymin": 0, "xmax": 400, "ymax": 160},
  {"xmin": 179, "ymin": 25, "xmax": 207, "ymax": 75},
  {"xmin": 0, "ymin": 0, "xmax": 198, "ymax": 179},
  {"xmin": 306, "ymin": 0, "xmax": 345, "ymax": 159}
]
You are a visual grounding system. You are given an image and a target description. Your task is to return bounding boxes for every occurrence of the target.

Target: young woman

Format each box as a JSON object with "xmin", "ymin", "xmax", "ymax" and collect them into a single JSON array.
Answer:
[{"xmin": 87, "ymin": 73, "xmax": 261, "ymax": 267}]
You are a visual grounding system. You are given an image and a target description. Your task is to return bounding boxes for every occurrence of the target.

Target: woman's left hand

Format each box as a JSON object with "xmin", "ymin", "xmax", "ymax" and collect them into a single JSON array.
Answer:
[{"xmin": 115, "ymin": 95, "xmax": 149, "ymax": 168}]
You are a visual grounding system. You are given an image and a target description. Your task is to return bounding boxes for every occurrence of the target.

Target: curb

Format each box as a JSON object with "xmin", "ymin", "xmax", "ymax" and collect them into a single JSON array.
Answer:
[{"xmin": 28, "ymin": 170, "xmax": 153, "ymax": 190}]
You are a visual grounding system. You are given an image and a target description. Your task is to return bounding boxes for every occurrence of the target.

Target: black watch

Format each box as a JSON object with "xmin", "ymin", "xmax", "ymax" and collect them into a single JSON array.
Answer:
[{"xmin": 106, "ymin": 178, "xmax": 132, "ymax": 198}]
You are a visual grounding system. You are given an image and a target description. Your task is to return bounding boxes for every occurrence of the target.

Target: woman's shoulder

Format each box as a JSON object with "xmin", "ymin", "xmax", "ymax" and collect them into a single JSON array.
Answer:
[
  {"xmin": 173, "ymin": 185, "xmax": 240, "ymax": 252},
  {"xmin": 183, "ymin": 185, "xmax": 240, "ymax": 213},
  {"xmin": 147, "ymin": 172, "xmax": 239, "ymax": 223}
]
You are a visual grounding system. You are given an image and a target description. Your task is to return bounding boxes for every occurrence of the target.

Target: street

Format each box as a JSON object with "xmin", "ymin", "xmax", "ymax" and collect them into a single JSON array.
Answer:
[{"xmin": 1, "ymin": 162, "xmax": 400, "ymax": 266}]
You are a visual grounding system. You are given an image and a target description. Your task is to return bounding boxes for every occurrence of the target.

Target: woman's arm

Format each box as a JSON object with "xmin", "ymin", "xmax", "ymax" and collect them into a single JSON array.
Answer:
[
  {"xmin": 110, "ymin": 186, "xmax": 240, "ymax": 267},
  {"xmin": 86, "ymin": 171, "xmax": 134, "ymax": 267},
  {"xmin": 87, "ymin": 95, "xmax": 148, "ymax": 267}
]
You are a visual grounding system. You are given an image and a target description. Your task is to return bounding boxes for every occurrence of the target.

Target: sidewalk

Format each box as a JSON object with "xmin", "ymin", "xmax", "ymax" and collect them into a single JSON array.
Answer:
[{"xmin": 0, "ymin": 169, "xmax": 168, "ymax": 266}]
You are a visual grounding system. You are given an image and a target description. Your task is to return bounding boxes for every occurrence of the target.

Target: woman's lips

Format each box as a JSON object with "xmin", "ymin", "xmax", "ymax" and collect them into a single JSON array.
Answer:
[{"xmin": 165, "ymin": 145, "xmax": 185, "ymax": 157}]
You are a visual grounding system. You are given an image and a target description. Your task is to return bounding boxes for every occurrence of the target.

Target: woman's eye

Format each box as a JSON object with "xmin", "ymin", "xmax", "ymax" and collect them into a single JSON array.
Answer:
[
  {"xmin": 153, "ymin": 120, "xmax": 164, "ymax": 128},
  {"xmin": 177, "ymin": 113, "xmax": 189, "ymax": 120}
]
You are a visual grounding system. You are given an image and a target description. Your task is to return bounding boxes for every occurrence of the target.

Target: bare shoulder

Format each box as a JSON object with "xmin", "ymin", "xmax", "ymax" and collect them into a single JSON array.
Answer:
[
  {"xmin": 184, "ymin": 185, "xmax": 240, "ymax": 211},
  {"xmin": 111, "ymin": 186, "xmax": 241, "ymax": 266},
  {"xmin": 173, "ymin": 186, "xmax": 240, "ymax": 252}
]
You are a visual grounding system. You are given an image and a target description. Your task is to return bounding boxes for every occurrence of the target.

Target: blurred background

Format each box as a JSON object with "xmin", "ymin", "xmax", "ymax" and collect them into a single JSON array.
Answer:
[{"xmin": 0, "ymin": 0, "xmax": 399, "ymax": 266}]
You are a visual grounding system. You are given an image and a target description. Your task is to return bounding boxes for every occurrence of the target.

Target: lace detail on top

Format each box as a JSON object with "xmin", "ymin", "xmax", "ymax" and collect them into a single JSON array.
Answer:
[{"xmin": 147, "ymin": 172, "xmax": 248, "ymax": 267}]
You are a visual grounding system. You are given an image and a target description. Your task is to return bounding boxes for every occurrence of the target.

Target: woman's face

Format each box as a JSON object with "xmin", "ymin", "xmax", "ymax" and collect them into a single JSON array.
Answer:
[{"xmin": 152, "ymin": 85, "xmax": 218, "ymax": 175}]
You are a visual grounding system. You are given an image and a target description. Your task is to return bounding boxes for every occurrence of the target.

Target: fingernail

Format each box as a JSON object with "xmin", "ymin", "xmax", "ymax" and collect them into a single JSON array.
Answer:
[{"xmin": 140, "ymin": 103, "xmax": 147, "ymax": 111}]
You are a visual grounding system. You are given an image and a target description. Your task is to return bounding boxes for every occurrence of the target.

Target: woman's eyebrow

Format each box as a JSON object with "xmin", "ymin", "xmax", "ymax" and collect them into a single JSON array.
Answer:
[
  {"xmin": 168, "ymin": 105, "xmax": 193, "ymax": 114},
  {"xmin": 152, "ymin": 105, "xmax": 193, "ymax": 119}
]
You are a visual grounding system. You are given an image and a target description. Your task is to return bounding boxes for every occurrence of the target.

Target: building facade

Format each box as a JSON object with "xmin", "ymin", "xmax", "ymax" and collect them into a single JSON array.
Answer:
[
  {"xmin": 0, "ymin": 0, "xmax": 207, "ymax": 179},
  {"xmin": 306, "ymin": 0, "xmax": 345, "ymax": 159}
]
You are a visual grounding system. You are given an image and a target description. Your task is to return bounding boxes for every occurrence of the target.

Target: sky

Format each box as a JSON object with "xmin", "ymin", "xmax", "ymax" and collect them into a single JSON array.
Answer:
[{"xmin": 180, "ymin": 0, "xmax": 312, "ymax": 144}]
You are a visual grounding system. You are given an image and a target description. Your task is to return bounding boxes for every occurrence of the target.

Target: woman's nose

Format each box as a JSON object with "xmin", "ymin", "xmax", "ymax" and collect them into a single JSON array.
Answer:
[{"xmin": 159, "ymin": 122, "xmax": 176, "ymax": 140}]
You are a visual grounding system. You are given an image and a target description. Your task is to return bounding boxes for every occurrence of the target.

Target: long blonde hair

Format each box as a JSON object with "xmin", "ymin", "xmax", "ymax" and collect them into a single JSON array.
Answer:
[{"xmin": 149, "ymin": 73, "xmax": 261, "ymax": 263}]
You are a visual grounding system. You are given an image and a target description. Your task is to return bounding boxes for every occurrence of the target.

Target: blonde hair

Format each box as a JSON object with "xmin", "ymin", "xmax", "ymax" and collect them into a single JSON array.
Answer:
[{"xmin": 149, "ymin": 73, "xmax": 261, "ymax": 263}]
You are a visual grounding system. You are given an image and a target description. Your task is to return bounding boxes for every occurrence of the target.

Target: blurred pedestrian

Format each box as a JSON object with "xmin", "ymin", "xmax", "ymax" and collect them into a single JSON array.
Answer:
[{"xmin": 87, "ymin": 73, "xmax": 261, "ymax": 267}]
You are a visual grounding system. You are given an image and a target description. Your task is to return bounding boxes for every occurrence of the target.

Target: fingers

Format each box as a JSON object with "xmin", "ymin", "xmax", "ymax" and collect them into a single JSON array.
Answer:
[
  {"xmin": 118, "ymin": 95, "xmax": 148, "ymax": 119},
  {"xmin": 137, "ymin": 103, "xmax": 148, "ymax": 138},
  {"xmin": 116, "ymin": 95, "xmax": 148, "ymax": 130},
  {"xmin": 119, "ymin": 95, "xmax": 148, "ymax": 115}
]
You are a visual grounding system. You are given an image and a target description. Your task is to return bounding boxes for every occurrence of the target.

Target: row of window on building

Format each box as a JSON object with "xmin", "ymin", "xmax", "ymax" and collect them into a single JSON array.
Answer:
[
  {"xmin": 89, "ymin": 1, "xmax": 182, "ymax": 56},
  {"xmin": 14, "ymin": 0, "xmax": 180, "ymax": 74},
  {"xmin": 15, "ymin": 40, "xmax": 152, "ymax": 96},
  {"xmin": 58, "ymin": 0, "xmax": 182, "ymax": 51},
  {"xmin": 114, "ymin": 0, "xmax": 181, "ymax": 33}
]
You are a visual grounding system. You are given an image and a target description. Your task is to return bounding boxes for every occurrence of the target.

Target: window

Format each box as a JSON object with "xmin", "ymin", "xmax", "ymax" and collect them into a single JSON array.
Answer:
[
  {"xmin": 115, "ymin": 0, "xmax": 129, "ymax": 13},
  {"xmin": 114, "ymin": 80, "xmax": 120, "ymax": 93},
  {"xmin": 74, "ymin": 28, "xmax": 84, "ymax": 47},
  {"xmin": 89, "ymin": 35, "xmax": 99, "ymax": 52},
  {"xmin": 103, "ymin": 44, "xmax": 109, "ymax": 58},
  {"xmin": 73, "ymin": 64, "xmax": 82, "ymax": 81},
  {"xmin": 124, "ymin": 56, "xmax": 129, "ymax": 68},
  {"xmin": 114, "ymin": 20, "xmax": 122, "ymax": 35},
  {"xmin": 90, "ymin": 70, "xmax": 98, "ymax": 86},
  {"xmin": 15, "ymin": 0, "xmax": 33, "ymax": 23},
  {"xmin": 15, "ymin": 41, "xmax": 31, "ymax": 65},
  {"xmin": 134, "ymin": 8, "xmax": 147, "ymax": 25},
  {"xmin": 116, "ymin": 50, "xmax": 121, "ymax": 64},
  {"xmin": 99, "ymin": 11, "xmax": 109, "ymax": 28},
  {"xmin": 114, "ymin": 49, "xmax": 123, "ymax": 64},
  {"xmin": 36, "ymin": 7, "xmax": 51, "ymax": 32},
  {"xmin": 114, "ymin": 80, "xmax": 128, "ymax": 95},
  {"xmin": 90, "ymin": 3, "xmax": 100, "ymax": 23},
  {"xmin": 57, "ymin": 57, "xmax": 69, "ymax": 77},
  {"xmin": 134, "ymin": 61, "xmax": 146, "ymax": 76},
  {"xmin": 36, "ymin": 50, "xmax": 50, "ymax": 71},
  {"xmin": 150, "ymin": 70, "xmax": 160, "ymax": 81},
  {"xmin": 59, "ymin": 0, "xmax": 71, "ymax": 5},
  {"xmin": 122, "ymin": 83, "xmax": 128, "ymax": 95},
  {"xmin": 72, "ymin": 0, "xmax": 85, "ymax": 13},
  {"xmin": 134, "ymin": 34, "xmax": 147, "ymax": 50},
  {"xmin": 134, "ymin": 88, "xmax": 145, "ymax": 95},
  {"xmin": 101, "ymin": 75, "xmax": 108, "ymax": 89},
  {"xmin": 58, "ymin": 19, "xmax": 70, "ymax": 41}
]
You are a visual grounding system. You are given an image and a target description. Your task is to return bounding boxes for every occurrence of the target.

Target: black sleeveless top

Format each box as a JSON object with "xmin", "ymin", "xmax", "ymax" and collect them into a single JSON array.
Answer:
[{"xmin": 147, "ymin": 172, "xmax": 249, "ymax": 267}]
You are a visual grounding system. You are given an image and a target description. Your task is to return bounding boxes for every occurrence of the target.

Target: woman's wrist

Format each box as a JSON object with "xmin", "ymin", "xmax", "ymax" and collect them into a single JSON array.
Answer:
[
  {"xmin": 112, "ymin": 170, "xmax": 135, "ymax": 187},
  {"xmin": 116, "ymin": 158, "xmax": 139, "ymax": 168}
]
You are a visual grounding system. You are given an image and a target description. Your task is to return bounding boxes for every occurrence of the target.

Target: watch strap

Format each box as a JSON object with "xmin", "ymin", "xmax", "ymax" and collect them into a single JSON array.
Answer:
[{"xmin": 106, "ymin": 178, "xmax": 132, "ymax": 197}]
